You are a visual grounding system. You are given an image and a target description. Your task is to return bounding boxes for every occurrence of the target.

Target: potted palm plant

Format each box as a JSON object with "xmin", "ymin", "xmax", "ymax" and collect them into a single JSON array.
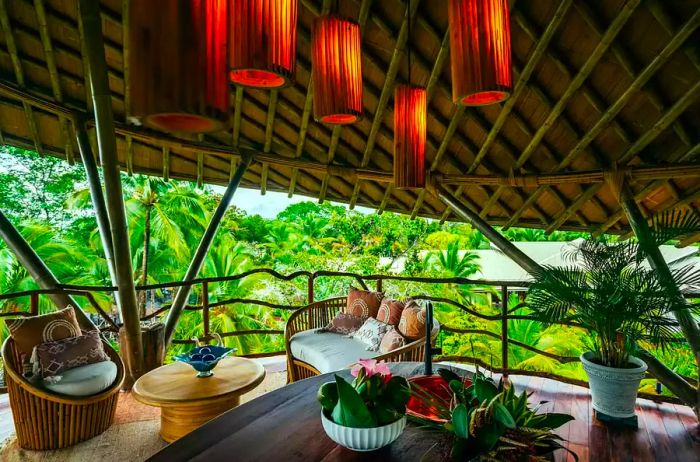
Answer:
[{"xmin": 526, "ymin": 238, "xmax": 697, "ymax": 419}]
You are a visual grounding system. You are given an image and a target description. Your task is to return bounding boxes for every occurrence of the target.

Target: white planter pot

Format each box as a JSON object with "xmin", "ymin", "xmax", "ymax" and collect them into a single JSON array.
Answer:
[
  {"xmin": 580, "ymin": 351, "xmax": 647, "ymax": 418},
  {"xmin": 321, "ymin": 411, "xmax": 406, "ymax": 452}
]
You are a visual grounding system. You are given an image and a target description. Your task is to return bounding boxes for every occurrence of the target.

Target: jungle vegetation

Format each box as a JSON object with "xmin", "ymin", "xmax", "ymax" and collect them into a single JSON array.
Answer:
[{"xmin": 0, "ymin": 146, "xmax": 696, "ymax": 394}]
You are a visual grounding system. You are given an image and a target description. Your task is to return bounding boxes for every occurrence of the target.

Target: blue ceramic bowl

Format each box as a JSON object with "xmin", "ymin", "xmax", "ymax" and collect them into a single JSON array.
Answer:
[{"xmin": 174, "ymin": 345, "xmax": 236, "ymax": 378}]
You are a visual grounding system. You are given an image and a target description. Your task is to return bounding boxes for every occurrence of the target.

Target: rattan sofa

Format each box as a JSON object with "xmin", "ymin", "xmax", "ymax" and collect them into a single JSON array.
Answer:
[
  {"xmin": 284, "ymin": 297, "xmax": 439, "ymax": 383},
  {"xmin": 2, "ymin": 337, "xmax": 125, "ymax": 450}
]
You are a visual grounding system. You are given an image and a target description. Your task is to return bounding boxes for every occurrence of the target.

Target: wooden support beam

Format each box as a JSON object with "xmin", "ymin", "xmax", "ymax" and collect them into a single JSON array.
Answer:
[
  {"xmin": 162, "ymin": 146, "xmax": 170, "ymax": 182},
  {"xmin": 469, "ymin": 0, "xmax": 640, "ymax": 175},
  {"xmin": 436, "ymin": 184, "xmax": 542, "ymax": 275},
  {"xmin": 620, "ymin": 185, "xmax": 700, "ymax": 406},
  {"xmin": 125, "ymin": 135, "xmax": 133, "ymax": 175},
  {"xmin": 164, "ymin": 157, "xmax": 251, "ymax": 347},
  {"xmin": 232, "ymin": 86, "xmax": 244, "ymax": 148},
  {"xmin": 79, "ymin": 0, "xmax": 143, "ymax": 379},
  {"xmin": 349, "ymin": 0, "xmax": 421, "ymax": 209},
  {"xmin": 260, "ymin": 89, "xmax": 279, "ymax": 196},
  {"xmin": 0, "ymin": 210, "xmax": 95, "ymax": 330}
]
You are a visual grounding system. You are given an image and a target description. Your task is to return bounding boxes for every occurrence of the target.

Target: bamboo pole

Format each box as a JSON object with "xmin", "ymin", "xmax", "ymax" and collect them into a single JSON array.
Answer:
[
  {"xmin": 163, "ymin": 157, "xmax": 252, "ymax": 347},
  {"xmin": 620, "ymin": 185, "xmax": 700, "ymax": 410},
  {"xmin": 435, "ymin": 184, "xmax": 541, "ymax": 275},
  {"xmin": 0, "ymin": 210, "xmax": 95, "ymax": 330},
  {"xmin": 79, "ymin": 0, "xmax": 143, "ymax": 379},
  {"xmin": 74, "ymin": 122, "xmax": 119, "ymax": 308}
]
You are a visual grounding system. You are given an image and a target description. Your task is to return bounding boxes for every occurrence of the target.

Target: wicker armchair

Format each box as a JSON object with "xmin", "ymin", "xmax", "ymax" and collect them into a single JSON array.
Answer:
[
  {"xmin": 2, "ymin": 337, "xmax": 125, "ymax": 450},
  {"xmin": 284, "ymin": 297, "xmax": 440, "ymax": 383}
]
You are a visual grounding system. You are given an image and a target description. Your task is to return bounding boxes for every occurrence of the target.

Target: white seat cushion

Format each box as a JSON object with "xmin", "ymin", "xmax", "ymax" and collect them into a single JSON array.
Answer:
[
  {"xmin": 43, "ymin": 360, "xmax": 118, "ymax": 397},
  {"xmin": 290, "ymin": 329, "xmax": 380, "ymax": 374}
]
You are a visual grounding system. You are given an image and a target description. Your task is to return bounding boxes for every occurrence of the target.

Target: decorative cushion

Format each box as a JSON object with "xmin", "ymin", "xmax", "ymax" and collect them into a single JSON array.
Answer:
[
  {"xmin": 34, "ymin": 331, "xmax": 110, "ymax": 378},
  {"xmin": 290, "ymin": 329, "xmax": 380, "ymax": 374},
  {"xmin": 376, "ymin": 298, "xmax": 405, "ymax": 326},
  {"xmin": 379, "ymin": 327, "xmax": 406, "ymax": 354},
  {"xmin": 398, "ymin": 301, "xmax": 426, "ymax": 340},
  {"xmin": 43, "ymin": 360, "xmax": 118, "ymax": 397},
  {"xmin": 319, "ymin": 312, "xmax": 368, "ymax": 335},
  {"xmin": 349, "ymin": 318, "xmax": 392, "ymax": 352},
  {"xmin": 345, "ymin": 288, "xmax": 384, "ymax": 318},
  {"xmin": 5, "ymin": 306, "xmax": 81, "ymax": 360}
]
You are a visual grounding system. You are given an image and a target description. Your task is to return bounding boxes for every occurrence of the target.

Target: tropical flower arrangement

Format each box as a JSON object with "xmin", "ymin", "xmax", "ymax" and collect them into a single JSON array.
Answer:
[
  {"xmin": 317, "ymin": 359, "xmax": 411, "ymax": 428},
  {"xmin": 411, "ymin": 368, "xmax": 577, "ymax": 461}
]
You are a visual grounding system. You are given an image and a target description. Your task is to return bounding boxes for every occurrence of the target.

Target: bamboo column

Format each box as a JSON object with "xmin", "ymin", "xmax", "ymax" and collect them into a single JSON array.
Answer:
[
  {"xmin": 163, "ymin": 157, "xmax": 252, "ymax": 347},
  {"xmin": 0, "ymin": 210, "xmax": 96, "ymax": 330},
  {"xmin": 75, "ymin": 121, "xmax": 119, "ymax": 308},
  {"xmin": 79, "ymin": 0, "xmax": 143, "ymax": 379},
  {"xmin": 620, "ymin": 185, "xmax": 699, "ymax": 408},
  {"xmin": 436, "ymin": 183, "xmax": 542, "ymax": 275}
]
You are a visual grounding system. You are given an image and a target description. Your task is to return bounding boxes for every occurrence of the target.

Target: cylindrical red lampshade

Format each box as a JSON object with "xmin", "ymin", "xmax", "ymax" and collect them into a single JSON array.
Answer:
[
  {"xmin": 129, "ymin": 0, "xmax": 228, "ymax": 133},
  {"xmin": 311, "ymin": 15, "xmax": 362, "ymax": 124},
  {"xmin": 448, "ymin": 0, "xmax": 512, "ymax": 106},
  {"xmin": 229, "ymin": 0, "xmax": 298, "ymax": 88},
  {"xmin": 394, "ymin": 85, "xmax": 426, "ymax": 189}
]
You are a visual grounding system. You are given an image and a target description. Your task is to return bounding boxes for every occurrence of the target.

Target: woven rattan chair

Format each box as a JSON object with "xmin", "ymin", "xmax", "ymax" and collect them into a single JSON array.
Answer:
[
  {"xmin": 284, "ymin": 297, "xmax": 440, "ymax": 382},
  {"xmin": 2, "ymin": 337, "xmax": 125, "ymax": 450}
]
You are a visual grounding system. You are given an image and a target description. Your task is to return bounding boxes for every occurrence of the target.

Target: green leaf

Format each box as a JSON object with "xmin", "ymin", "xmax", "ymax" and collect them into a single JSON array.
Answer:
[
  {"xmin": 452, "ymin": 404, "xmax": 469, "ymax": 440},
  {"xmin": 437, "ymin": 367, "xmax": 462, "ymax": 385},
  {"xmin": 384, "ymin": 376, "xmax": 411, "ymax": 411},
  {"xmin": 317, "ymin": 381, "xmax": 338, "ymax": 412},
  {"xmin": 492, "ymin": 401, "xmax": 516, "ymax": 429},
  {"xmin": 374, "ymin": 401, "xmax": 401, "ymax": 426},
  {"xmin": 529, "ymin": 412, "xmax": 575, "ymax": 429},
  {"xmin": 474, "ymin": 376, "xmax": 498, "ymax": 402},
  {"xmin": 331, "ymin": 375, "xmax": 376, "ymax": 428}
]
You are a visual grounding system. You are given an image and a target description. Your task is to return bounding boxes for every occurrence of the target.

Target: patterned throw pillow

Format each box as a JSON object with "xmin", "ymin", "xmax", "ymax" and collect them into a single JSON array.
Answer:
[
  {"xmin": 376, "ymin": 298, "xmax": 405, "ymax": 326},
  {"xmin": 5, "ymin": 306, "xmax": 82, "ymax": 360},
  {"xmin": 350, "ymin": 318, "xmax": 392, "ymax": 351},
  {"xmin": 379, "ymin": 327, "xmax": 405, "ymax": 354},
  {"xmin": 346, "ymin": 287, "xmax": 384, "ymax": 318},
  {"xmin": 319, "ymin": 312, "xmax": 368, "ymax": 335},
  {"xmin": 34, "ymin": 330, "xmax": 110, "ymax": 378},
  {"xmin": 398, "ymin": 301, "xmax": 427, "ymax": 340}
]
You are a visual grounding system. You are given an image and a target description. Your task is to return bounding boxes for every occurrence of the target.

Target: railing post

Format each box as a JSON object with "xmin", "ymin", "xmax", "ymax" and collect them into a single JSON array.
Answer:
[
  {"xmin": 308, "ymin": 273, "xmax": 315, "ymax": 304},
  {"xmin": 501, "ymin": 285, "xmax": 509, "ymax": 378},
  {"xmin": 202, "ymin": 281, "xmax": 210, "ymax": 340},
  {"xmin": 376, "ymin": 278, "xmax": 383, "ymax": 293},
  {"xmin": 30, "ymin": 293, "xmax": 39, "ymax": 316}
]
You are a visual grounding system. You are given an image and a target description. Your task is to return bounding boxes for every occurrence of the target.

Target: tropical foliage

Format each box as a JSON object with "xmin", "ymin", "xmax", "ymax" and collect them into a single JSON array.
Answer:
[{"xmin": 0, "ymin": 147, "xmax": 696, "ymax": 394}]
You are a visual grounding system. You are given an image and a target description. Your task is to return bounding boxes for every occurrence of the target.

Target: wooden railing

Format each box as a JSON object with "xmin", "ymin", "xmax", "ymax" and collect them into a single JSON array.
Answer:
[{"xmin": 0, "ymin": 269, "xmax": 695, "ymax": 403}]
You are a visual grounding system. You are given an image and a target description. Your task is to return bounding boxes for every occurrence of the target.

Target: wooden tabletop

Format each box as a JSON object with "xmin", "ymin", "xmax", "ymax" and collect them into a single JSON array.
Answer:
[
  {"xmin": 133, "ymin": 357, "xmax": 265, "ymax": 407},
  {"xmin": 148, "ymin": 362, "xmax": 469, "ymax": 462}
]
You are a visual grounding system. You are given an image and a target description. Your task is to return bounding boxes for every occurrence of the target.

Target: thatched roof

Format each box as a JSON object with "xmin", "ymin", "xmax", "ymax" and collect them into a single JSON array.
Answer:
[{"xmin": 0, "ymin": 0, "xmax": 698, "ymax": 239}]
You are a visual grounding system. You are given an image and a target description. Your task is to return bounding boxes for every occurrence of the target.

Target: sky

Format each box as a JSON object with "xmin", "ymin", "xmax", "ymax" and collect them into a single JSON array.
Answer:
[{"xmin": 214, "ymin": 185, "xmax": 374, "ymax": 218}]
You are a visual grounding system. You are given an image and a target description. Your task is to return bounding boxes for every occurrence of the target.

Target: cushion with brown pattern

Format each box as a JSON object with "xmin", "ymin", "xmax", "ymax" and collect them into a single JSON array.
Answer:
[
  {"xmin": 349, "ymin": 318, "xmax": 392, "ymax": 351},
  {"xmin": 318, "ymin": 312, "xmax": 368, "ymax": 335},
  {"xmin": 376, "ymin": 298, "xmax": 405, "ymax": 326},
  {"xmin": 345, "ymin": 287, "xmax": 384, "ymax": 318},
  {"xmin": 379, "ymin": 327, "xmax": 406, "ymax": 354},
  {"xmin": 5, "ymin": 306, "xmax": 82, "ymax": 360},
  {"xmin": 34, "ymin": 330, "xmax": 110, "ymax": 378},
  {"xmin": 397, "ymin": 301, "xmax": 426, "ymax": 340}
]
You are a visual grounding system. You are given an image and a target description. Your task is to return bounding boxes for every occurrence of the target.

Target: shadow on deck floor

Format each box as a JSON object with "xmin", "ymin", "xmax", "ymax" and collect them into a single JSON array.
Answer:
[{"xmin": 0, "ymin": 359, "xmax": 697, "ymax": 462}]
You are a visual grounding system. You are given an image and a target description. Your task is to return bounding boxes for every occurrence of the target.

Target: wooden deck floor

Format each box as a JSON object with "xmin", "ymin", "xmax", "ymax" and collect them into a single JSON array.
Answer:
[
  {"xmin": 508, "ymin": 375, "xmax": 700, "ymax": 462},
  {"xmin": 0, "ymin": 360, "xmax": 698, "ymax": 461}
]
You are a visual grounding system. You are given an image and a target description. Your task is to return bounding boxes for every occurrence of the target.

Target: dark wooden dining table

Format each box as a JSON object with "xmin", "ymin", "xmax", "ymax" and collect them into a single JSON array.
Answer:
[{"xmin": 148, "ymin": 362, "xmax": 468, "ymax": 462}]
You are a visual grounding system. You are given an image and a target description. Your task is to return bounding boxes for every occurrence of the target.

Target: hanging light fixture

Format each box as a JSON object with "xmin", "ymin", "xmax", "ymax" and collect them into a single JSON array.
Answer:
[
  {"xmin": 311, "ymin": 14, "xmax": 362, "ymax": 124},
  {"xmin": 394, "ymin": 0, "xmax": 426, "ymax": 189},
  {"xmin": 229, "ymin": 0, "xmax": 298, "ymax": 89},
  {"xmin": 448, "ymin": 0, "xmax": 512, "ymax": 106},
  {"xmin": 128, "ymin": 0, "xmax": 229, "ymax": 133}
]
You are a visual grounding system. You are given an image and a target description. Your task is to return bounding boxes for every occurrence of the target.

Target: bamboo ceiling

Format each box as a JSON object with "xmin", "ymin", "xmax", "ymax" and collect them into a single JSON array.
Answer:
[{"xmin": 0, "ymin": 0, "xmax": 699, "ymax": 239}]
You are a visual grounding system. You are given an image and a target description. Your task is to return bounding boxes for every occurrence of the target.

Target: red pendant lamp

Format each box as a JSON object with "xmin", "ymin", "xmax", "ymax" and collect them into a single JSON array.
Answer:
[
  {"xmin": 448, "ymin": 0, "xmax": 512, "ymax": 106},
  {"xmin": 311, "ymin": 14, "xmax": 362, "ymax": 124},
  {"xmin": 394, "ymin": 85, "xmax": 426, "ymax": 189},
  {"xmin": 229, "ymin": 0, "xmax": 298, "ymax": 88},
  {"xmin": 129, "ymin": 0, "xmax": 229, "ymax": 133}
]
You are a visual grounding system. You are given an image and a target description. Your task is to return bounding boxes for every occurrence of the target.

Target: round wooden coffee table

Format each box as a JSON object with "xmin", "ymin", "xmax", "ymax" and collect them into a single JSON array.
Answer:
[{"xmin": 132, "ymin": 357, "xmax": 265, "ymax": 442}]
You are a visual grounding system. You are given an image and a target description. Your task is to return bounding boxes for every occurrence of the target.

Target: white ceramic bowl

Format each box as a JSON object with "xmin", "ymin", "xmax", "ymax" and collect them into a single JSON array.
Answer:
[{"xmin": 321, "ymin": 411, "xmax": 406, "ymax": 452}]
